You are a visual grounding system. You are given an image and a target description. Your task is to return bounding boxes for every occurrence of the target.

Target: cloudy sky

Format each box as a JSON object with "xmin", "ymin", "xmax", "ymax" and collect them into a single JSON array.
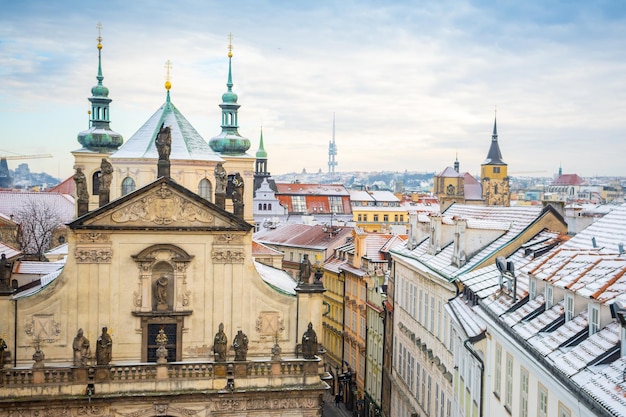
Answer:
[{"xmin": 1, "ymin": 0, "xmax": 625, "ymax": 180}]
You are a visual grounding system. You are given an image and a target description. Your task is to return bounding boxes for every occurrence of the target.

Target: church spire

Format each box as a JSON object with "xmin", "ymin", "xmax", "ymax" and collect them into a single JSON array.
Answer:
[
  {"xmin": 209, "ymin": 33, "xmax": 251, "ymax": 155},
  {"xmin": 77, "ymin": 23, "xmax": 123, "ymax": 152},
  {"xmin": 482, "ymin": 111, "xmax": 505, "ymax": 165}
]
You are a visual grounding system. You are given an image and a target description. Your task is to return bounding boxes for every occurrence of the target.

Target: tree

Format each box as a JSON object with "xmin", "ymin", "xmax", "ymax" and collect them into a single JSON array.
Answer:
[{"xmin": 14, "ymin": 198, "xmax": 65, "ymax": 260}]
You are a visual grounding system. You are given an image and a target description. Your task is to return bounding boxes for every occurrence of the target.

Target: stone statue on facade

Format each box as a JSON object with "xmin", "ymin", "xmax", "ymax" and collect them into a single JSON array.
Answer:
[
  {"xmin": 155, "ymin": 328, "xmax": 169, "ymax": 364},
  {"xmin": 74, "ymin": 167, "xmax": 89, "ymax": 217},
  {"xmin": 233, "ymin": 330, "xmax": 249, "ymax": 361},
  {"xmin": 155, "ymin": 276, "xmax": 169, "ymax": 310},
  {"xmin": 99, "ymin": 158, "xmax": 114, "ymax": 206},
  {"xmin": 231, "ymin": 172, "xmax": 244, "ymax": 217},
  {"xmin": 72, "ymin": 328, "xmax": 91, "ymax": 366},
  {"xmin": 96, "ymin": 327, "xmax": 112, "ymax": 365},
  {"xmin": 301, "ymin": 322, "xmax": 318, "ymax": 359},
  {"xmin": 298, "ymin": 254, "xmax": 312, "ymax": 284},
  {"xmin": 214, "ymin": 163, "xmax": 227, "ymax": 194},
  {"xmin": 213, "ymin": 323, "xmax": 228, "ymax": 361},
  {"xmin": 0, "ymin": 253, "xmax": 12, "ymax": 290},
  {"xmin": 155, "ymin": 124, "xmax": 172, "ymax": 161}
]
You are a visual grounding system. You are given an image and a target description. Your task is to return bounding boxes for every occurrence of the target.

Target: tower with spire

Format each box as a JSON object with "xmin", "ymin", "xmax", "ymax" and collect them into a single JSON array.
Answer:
[
  {"xmin": 254, "ymin": 128, "xmax": 272, "ymax": 195},
  {"xmin": 208, "ymin": 34, "xmax": 255, "ymax": 223},
  {"xmin": 480, "ymin": 113, "xmax": 510, "ymax": 206},
  {"xmin": 328, "ymin": 114, "xmax": 337, "ymax": 174},
  {"xmin": 73, "ymin": 23, "xmax": 124, "ymax": 212}
]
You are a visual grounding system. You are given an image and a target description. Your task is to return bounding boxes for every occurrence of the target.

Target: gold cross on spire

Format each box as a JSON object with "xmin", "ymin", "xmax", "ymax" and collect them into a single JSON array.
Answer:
[
  {"xmin": 228, "ymin": 33, "xmax": 233, "ymax": 58},
  {"xmin": 96, "ymin": 22, "xmax": 103, "ymax": 44},
  {"xmin": 164, "ymin": 60, "xmax": 172, "ymax": 90}
]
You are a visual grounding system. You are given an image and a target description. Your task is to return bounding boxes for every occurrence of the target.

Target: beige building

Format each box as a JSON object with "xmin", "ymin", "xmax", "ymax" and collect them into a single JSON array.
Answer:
[{"xmin": 0, "ymin": 37, "xmax": 327, "ymax": 416}]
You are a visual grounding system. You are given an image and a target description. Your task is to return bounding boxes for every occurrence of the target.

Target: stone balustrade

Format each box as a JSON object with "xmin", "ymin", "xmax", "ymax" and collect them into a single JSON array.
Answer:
[{"xmin": 0, "ymin": 357, "xmax": 321, "ymax": 398}]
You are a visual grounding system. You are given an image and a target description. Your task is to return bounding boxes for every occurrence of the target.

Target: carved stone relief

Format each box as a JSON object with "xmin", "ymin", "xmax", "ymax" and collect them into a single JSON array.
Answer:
[
  {"xmin": 75, "ymin": 247, "xmax": 112, "ymax": 264},
  {"xmin": 112, "ymin": 183, "xmax": 214, "ymax": 225},
  {"xmin": 215, "ymin": 233, "xmax": 243, "ymax": 245},
  {"xmin": 76, "ymin": 232, "xmax": 111, "ymax": 243},
  {"xmin": 211, "ymin": 247, "xmax": 245, "ymax": 263},
  {"xmin": 25, "ymin": 314, "xmax": 61, "ymax": 342},
  {"xmin": 255, "ymin": 312, "xmax": 285, "ymax": 336}
]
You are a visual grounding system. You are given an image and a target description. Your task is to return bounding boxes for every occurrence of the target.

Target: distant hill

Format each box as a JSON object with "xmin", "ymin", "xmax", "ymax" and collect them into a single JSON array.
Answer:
[{"xmin": 9, "ymin": 163, "xmax": 60, "ymax": 190}]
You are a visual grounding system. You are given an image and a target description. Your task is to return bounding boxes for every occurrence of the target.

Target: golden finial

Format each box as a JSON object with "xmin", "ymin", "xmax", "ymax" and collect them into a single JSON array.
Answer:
[
  {"xmin": 227, "ymin": 33, "xmax": 233, "ymax": 58},
  {"xmin": 96, "ymin": 22, "xmax": 103, "ymax": 50},
  {"xmin": 164, "ymin": 60, "xmax": 172, "ymax": 90}
]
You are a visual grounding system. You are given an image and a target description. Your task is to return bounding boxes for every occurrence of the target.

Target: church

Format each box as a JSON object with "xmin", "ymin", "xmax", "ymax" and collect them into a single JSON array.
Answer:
[{"xmin": 0, "ymin": 33, "xmax": 327, "ymax": 416}]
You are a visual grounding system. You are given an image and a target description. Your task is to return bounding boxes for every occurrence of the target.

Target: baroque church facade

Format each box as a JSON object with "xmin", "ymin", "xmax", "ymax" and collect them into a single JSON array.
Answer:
[{"xmin": 0, "ymin": 34, "xmax": 327, "ymax": 416}]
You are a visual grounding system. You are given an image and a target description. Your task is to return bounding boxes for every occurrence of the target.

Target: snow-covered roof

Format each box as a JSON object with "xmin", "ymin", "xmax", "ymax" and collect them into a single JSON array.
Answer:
[
  {"xmin": 15, "ymin": 267, "xmax": 63, "ymax": 299},
  {"xmin": 253, "ymin": 260, "xmax": 296, "ymax": 296},
  {"xmin": 0, "ymin": 191, "xmax": 75, "ymax": 222},
  {"xmin": 111, "ymin": 97, "xmax": 223, "ymax": 162}
]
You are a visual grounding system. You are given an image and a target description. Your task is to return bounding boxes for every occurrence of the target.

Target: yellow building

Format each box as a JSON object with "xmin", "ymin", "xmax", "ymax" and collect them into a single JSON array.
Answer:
[{"xmin": 350, "ymin": 190, "xmax": 407, "ymax": 233}]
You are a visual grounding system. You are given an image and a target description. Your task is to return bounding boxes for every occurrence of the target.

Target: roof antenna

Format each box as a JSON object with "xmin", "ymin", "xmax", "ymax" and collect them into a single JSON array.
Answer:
[{"xmin": 592, "ymin": 237, "xmax": 597, "ymax": 248}]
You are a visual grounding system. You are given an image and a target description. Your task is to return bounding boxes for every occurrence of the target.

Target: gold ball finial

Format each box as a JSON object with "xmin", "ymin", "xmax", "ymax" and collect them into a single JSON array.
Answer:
[
  {"xmin": 164, "ymin": 60, "xmax": 172, "ymax": 91},
  {"xmin": 228, "ymin": 33, "xmax": 233, "ymax": 58},
  {"xmin": 96, "ymin": 22, "xmax": 103, "ymax": 49}
]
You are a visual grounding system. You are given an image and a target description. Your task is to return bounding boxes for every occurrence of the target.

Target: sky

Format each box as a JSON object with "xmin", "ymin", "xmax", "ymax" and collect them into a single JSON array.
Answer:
[{"xmin": 1, "ymin": 0, "xmax": 625, "ymax": 181}]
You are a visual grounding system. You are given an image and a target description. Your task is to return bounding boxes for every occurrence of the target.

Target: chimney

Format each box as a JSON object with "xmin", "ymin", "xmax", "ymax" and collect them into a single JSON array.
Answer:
[{"xmin": 451, "ymin": 218, "xmax": 467, "ymax": 267}]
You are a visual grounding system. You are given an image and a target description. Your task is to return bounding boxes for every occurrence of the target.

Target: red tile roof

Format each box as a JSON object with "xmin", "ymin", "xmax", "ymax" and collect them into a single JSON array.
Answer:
[
  {"xmin": 275, "ymin": 183, "xmax": 349, "ymax": 196},
  {"xmin": 254, "ymin": 223, "xmax": 352, "ymax": 250},
  {"xmin": 552, "ymin": 174, "xmax": 585, "ymax": 186}
]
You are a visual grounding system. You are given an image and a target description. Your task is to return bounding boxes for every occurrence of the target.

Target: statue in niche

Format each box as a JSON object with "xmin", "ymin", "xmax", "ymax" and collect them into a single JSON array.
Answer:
[
  {"xmin": 301, "ymin": 322, "xmax": 318, "ymax": 359},
  {"xmin": 72, "ymin": 328, "xmax": 91, "ymax": 366},
  {"xmin": 0, "ymin": 253, "xmax": 12, "ymax": 289},
  {"xmin": 213, "ymin": 323, "xmax": 228, "ymax": 361},
  {"xmin": 298, "ymin": 254, "xmax": 312, "ymax": 284},
  {"xmin": 233, "ymin": 330, "xmax": 249, "ymax": 361},
  {"xmin": 155, "ymin": 123, "xmax": 172, "ymax": 161},
  {"xmin": 96, "ymin": 326, "xmax": 112, "ymax": 365},
  {"xmin": 155, "ymin": 276, "xmax": 169, "ymax": 310},
  {"xmin": 214, "ymin": 162, "xmax": 227, "ymax": 195}
]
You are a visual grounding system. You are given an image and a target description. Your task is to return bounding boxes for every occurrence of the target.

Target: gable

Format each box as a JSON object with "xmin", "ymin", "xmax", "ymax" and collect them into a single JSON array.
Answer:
[{"xmin": 70, "ymin": 178, "xmax": 252, "ymax": 231}]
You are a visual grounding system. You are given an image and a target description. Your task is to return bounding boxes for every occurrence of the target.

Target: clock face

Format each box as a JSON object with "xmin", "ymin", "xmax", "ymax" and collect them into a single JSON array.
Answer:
[{"xmin": 446, "ymin": 184, "xmax": 455, "ymax": 195}]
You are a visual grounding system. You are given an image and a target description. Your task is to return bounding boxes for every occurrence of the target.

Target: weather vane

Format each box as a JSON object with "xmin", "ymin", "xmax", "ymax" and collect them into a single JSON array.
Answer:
[{"xmin": 228, "ymin": 33, "xmax": 233, "ymax": 58}]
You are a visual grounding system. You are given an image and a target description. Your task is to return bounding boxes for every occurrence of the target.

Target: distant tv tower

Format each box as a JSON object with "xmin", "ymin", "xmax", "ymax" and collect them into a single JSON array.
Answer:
[{"xmin": 328, "ymin": 113, "xmax": 338, "ymax": 173}]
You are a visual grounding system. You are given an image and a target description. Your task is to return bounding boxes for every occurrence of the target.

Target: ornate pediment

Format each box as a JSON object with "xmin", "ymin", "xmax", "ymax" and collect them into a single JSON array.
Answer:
[{"xmin": 70, "ymin": 178, "xmax": 252, "ymax": 231}]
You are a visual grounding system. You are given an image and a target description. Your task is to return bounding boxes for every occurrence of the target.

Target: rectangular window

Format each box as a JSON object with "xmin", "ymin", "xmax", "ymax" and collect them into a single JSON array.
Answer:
[
  {"xmin": 374, "ymin": 214, "xmax": 379, "ymax": 222},
  {"xmin": 383, "ymin": 214, "xmax": 389, "ymax": 222},
  {"xmin": 505, "ymin": 353, "xmax": 513, "ymax": 410},
  {"xmin": 400, "ymin": 215, "xmax": 404, "ymax": 222},
  {"xmin": 558, "ymin": 402, "xmax": 571, "ymax": 417},
  {"xmin": 424, "ymin": 293, "xmax": 429, "ymax": 330},
  {"xmin": 394, "ymin": 214, "xmax": 398, "ymax": 222},
  {"xmin": 493, "ymin": 166, "xmax": 501, "ymax": 174},
  {"xmin": 546, "ymin": 284, "xmax": 553, "ymax": 309},
  {"xmin": 418, "ymin": 289, "xmax": 423, "ymax": 324},
  {"xmin": 421, "ymin": 368, "xmax": 426, "ymax": 405},
  {"xmin": 520, "ymin": 367, "xmax": 529, "ymax": 417},
  {"xmin": 415, "ymin": 362, "xmax": 421, "ymax": 403},
  {"xmin": 329, "ymin": 196, "xmax": 344, "ymax": 213},
  {"xmin": 361, "ymin": 316, "xmax": 366, "ymax": 337},
  {"xmin": 410, "ymin": 284, "xmax": 416, "ymax": 317},
  {"xmin": 590, "ymin": 303, "xmax": 600, "ymax": 335},
  {"xmin": 437, "ymin": 300, "xmax": 442, "ymax": 339},
  {"xmin": 427, "ymin": 375, "xmax": 432, "ymax": 413},
  {"xmin": 494, "ymin": 343, "xmax": 502, "ymax": 398},
  {"xmin": 363, "ymin": 214, "xmax": 368, "ymax": 222},
  {"xmin": 352, "ymin": 310, "xmax": 357, "ymax": 331},
  {"xmin": 291, "ymin": 195, "xmax": 306, "ymax": 213},
  {"xmin": 565, "ymin": 293, "xmax": 574, "ymax": 321},
  {"xmin": 430, "ymin": 295, "xmax": 435, "ymax": 332},
  {"xmin": 538, "ymin": 384, "xmax": 548, "ymax": 417},
  {"xmin": 358, "ymin": 214, "xmax": 362, "ymax": 221}
]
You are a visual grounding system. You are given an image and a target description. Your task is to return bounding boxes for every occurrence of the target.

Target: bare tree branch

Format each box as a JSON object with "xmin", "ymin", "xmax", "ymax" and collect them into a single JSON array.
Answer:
[{"xmin": 14, "ymin": 198, "xmax": 65, "ymax": 260}]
